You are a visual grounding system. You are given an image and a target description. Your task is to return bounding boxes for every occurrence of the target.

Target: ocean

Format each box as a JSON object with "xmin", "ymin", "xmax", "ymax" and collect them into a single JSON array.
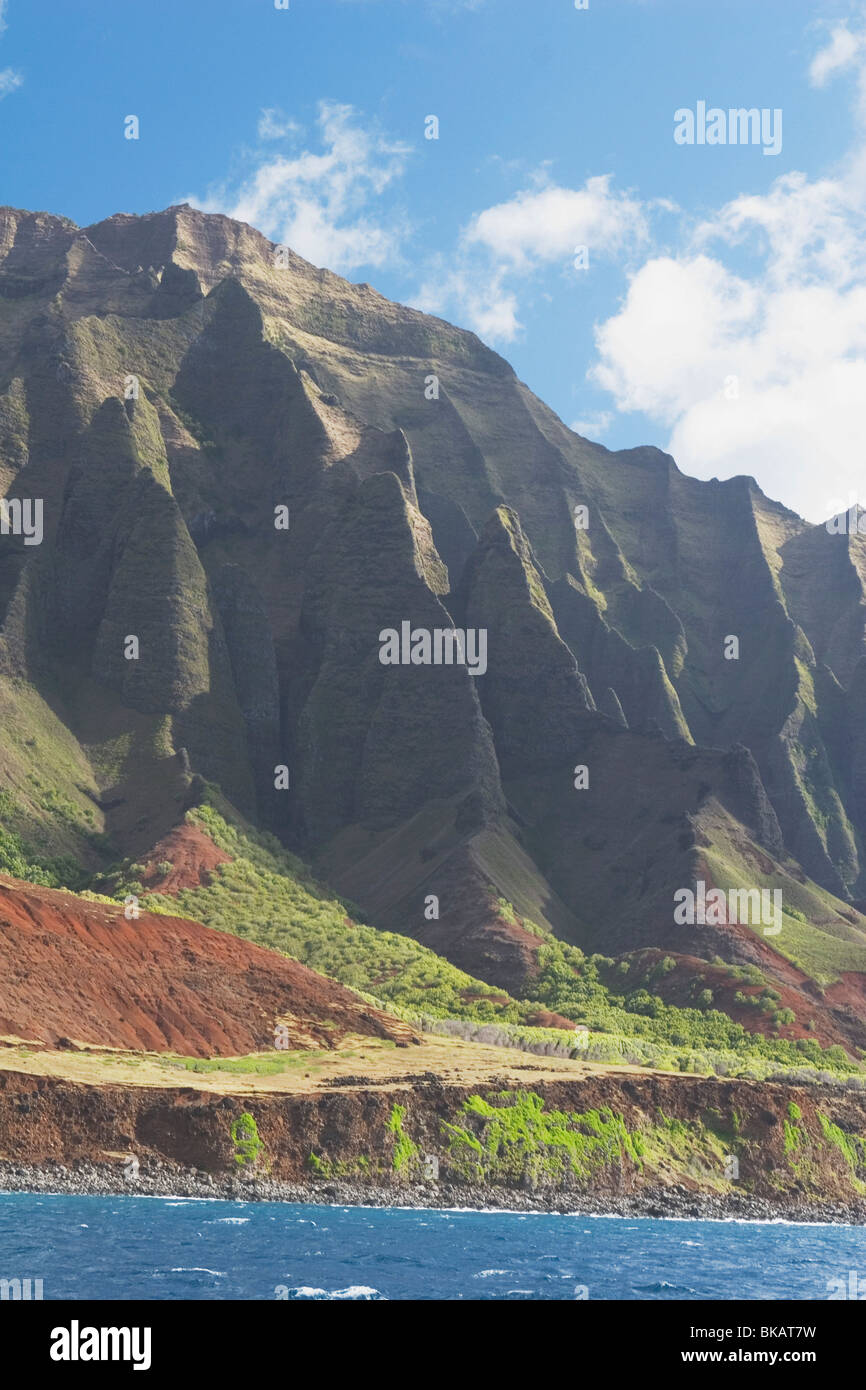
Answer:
[{"xmin": 1, "ymin": 1192, "xmax": 864, "ymax": 1300}]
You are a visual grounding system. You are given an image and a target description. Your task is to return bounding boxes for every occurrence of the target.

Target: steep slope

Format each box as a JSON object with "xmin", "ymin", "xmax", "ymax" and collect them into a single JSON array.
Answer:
[
  {"xmin": 124, "ymin": 801, "xmax": 866, "ymax": 1065},
  {"xmin": 0, "ymin": 873, "xmax": 416, "ymax": 1056},
  {"xmin": 2, "ymin": 202, "xmax": 866, "ymax": 1029}
]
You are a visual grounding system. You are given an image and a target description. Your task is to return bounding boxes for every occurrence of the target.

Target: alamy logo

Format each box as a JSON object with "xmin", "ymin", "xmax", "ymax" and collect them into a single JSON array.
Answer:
[
  {"xmin": 674, "ymin": 102, "xmax": 782, "ymax": 156},
  {"xmin": 379, "ymin": 622, "xmax": 487, "ymax": 676},
  {"xmin": 674, "ymin": 880, "xmax": 782, "ymax": 936},
  {"xmin": 0, "ymin": 497, "xmax": 43, "ymax": 546},
  {"xmin": 0, "ymin": 1277, "xmax": 43, "ymax": 1300},
  {"xmin": 827, "ymin": 1271, "xmax": 866, "ymax": 1300},
  {"xmin": 825, "ymin": 495, "xmax": 866, "ymax": 534},
  {"xmin": 50, "ymin": 1321, "xmax": 152, "ymax": 1371}
]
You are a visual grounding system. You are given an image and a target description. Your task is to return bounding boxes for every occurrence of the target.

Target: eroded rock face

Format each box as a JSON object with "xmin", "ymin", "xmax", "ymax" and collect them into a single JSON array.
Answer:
[
  {"xmin": 3, "ymin": 202, "xmax": 866, "ymax": 1000},
  {"xmin": 3, "ymin": 1067, "xmax": 866, "ymax": 1219},
  {"xmin": 461, "ymin": 507, "xmax": 594, "ymax": 779}
]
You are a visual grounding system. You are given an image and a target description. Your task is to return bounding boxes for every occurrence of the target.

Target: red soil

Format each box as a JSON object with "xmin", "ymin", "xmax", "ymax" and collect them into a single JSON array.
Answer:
[
  {"xmin": 824, "ymin": 973, "xmax": 866, "ymax": 1013},
  {"xmin": 140, "ymin": 824, "xmax": 231, "ymax": 893},
  {"xmin": 0, "ymin": 875, "xmax": 416, "ymax": 1057},
  {"xmin": 523, "ymin": 1009, "xmax": 579, "ymax": 1030}
]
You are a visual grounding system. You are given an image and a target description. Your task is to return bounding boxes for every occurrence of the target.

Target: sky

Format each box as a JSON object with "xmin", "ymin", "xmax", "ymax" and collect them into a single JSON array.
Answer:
[{"xmin": 1, "ymin": 0, "xmax": 865, "ymax": 523}]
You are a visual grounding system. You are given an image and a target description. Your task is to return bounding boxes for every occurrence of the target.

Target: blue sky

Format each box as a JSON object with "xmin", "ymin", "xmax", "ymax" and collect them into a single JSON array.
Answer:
[{"xmin": 1, "ymin": 0, "xmax": 865, "ymax": 521}]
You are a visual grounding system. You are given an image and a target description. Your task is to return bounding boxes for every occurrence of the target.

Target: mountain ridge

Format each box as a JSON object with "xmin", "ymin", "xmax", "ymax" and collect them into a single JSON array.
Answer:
[{"xmin": 2, "ymin": 201, "xmax": 866, "ymax": 1047}]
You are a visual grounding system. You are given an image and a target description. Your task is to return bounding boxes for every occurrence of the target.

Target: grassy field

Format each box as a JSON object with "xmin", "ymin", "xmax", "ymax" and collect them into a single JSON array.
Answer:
[{"xmin": 0, "ymin": 1033, "xmax": 624, "ymax": 1096}]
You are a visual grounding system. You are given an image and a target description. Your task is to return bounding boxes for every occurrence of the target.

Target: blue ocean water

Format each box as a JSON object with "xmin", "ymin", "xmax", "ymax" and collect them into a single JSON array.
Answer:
[{"xmin": 1, "ymin": 1192, "xmax": 864, "ymax": 1300}]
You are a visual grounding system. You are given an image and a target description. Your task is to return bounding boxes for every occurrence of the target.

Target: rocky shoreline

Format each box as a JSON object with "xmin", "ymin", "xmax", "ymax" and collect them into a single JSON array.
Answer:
[{"xmin": 2, "ymin": 1160, "xmax": 865, "ymax": 1225}]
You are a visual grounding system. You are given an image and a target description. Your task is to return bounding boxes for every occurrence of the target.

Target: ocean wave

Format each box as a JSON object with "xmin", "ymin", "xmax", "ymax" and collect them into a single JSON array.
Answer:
[
  {"xmin": 280, "ymin": 1285, "xmax": 386, "ymax": 1300},
  {"xmin": 634, "ymin": 1281, "xmax": 697, "ymax": 1294}
]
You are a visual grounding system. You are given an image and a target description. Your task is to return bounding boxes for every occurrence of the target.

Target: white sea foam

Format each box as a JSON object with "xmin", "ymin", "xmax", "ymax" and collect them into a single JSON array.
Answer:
[{"xmin": 282, "ymin": 1285, "xmax": 386, "ymax": 1300}]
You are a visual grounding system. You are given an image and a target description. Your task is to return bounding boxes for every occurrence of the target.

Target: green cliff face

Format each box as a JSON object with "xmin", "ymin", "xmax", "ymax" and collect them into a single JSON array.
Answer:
[{"xmin": 3, "ymin": 201, "xmax": 866, "ymax": 1042}]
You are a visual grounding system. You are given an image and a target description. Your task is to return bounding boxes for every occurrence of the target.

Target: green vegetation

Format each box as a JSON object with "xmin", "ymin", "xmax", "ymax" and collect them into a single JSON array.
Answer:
[
  {"xmin": 817, "ymin": 1111, "xmax": 866, "ymax": 1192},
  {"xmin": 639, "ymin": 1111, "xmax": 736, "ymax": 1190},
  {"xmin": 702, "ymin": 844, "xmax": 866, "ymax": 985},
  {"xmin": 387, "ymin": 1104, "xmax": 420, "ymax": 1177},
  {"xmin": 113, "ymin": 803, "xmax": 860, "ymax": 1078},
  {"xmin": 139, "ymin": 803, "xmax": 544, "ymax": 1024},
  {"xmin": 0, "ymin": 794, "xmax": 89, "ymax": 890},
  {"xmin": 171, "ymin": 1049, "xmax": 348, "ymax": 1077},
  {"xmin": 10, "ymin": 778, "xmax": 865, "ymax": 1083},
  {"xmin": 442, "ymin": 1091, "xmax": 644, "ymax": 1185},
  {"xmin": 307, "ymin": 1106, "xmax": 419, "ymax": 1182},
  {"xmin": 422, "ymin": 1015, "xmax": 863, "ymax": 1081},
  {"xmin": 784, "ymin": 1117, "xmax": 803, "ymax": 1154},
  {"xmin": 230, "ymin": 1112, "xmax": 264, "ymax": 1167},
  {"xmin": 512, "ymin": 939, "xmax": 858, "ymax": 1073},
  {"xmin": 291, "ymin": 1089, "xmax": 866, "ymax": 1199},
  {"xmin": 0, "ymin": 679, "xmax": 110, "ymax": 883},
  {"xmin": 307, "ymin": 1152, "xmax": 371, "ymax": 1180}
]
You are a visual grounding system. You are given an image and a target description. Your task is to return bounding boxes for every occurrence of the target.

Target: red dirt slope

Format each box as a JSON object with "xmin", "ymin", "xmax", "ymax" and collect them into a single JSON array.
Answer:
[
  {"xmin": 140, "ymin": 824, "xmax": 231, "ymax": 893},
  {"xmin": 613, "ymin": 946, "xmax": 866, "ymax": 1054},
  {"xmin": 0, "ymin": 875, "xmax": 417, "ymax": 1057}
]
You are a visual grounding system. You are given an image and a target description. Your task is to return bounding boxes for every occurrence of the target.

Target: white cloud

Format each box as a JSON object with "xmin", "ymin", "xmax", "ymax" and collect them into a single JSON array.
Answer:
[
  {"xmin": 190, "ymin": 95, "xmax": 644, "ymax": 346},
  {"xmin": 187, "ymin": 101, "xmax": 412, "ymax": 274},
  {"xmin": 0, "ymin": 67, "xmax": 21, "ymax": 98},
  {"xmin": 810, "ymin": 20, "xmax": 866, "ymax": 88},
  {"xmin": 810, "ymin": 13, "xmax": 866, "ymax": 129},
  {"xmin": 415, "ymin": 173, "xmax": 646, "ymax": 342},
  {"xmin": 465, "ymin": 175, "xmax": 647, "ymax": 268},
  {"xmin": 587, "ymin": 16, "xmax": 866, "ymax": 524},
  {"xmin": 413, "ymin": 262, "xmax": 520, "ymax": 341},
  {"xmin": 694, "ymin": 171, "xmax": 866, "ymax": 287},
  {"xmin": 592, "ymin": 255, "xmax": 759, "ymax": 422},
  {"xmin": 177, "ymin": 11, "xmax": 866, "ymax": 525},
  {"xmin": 257, "ymin": 108, "xmax": 302, "ymax": 142},
  {"xmin": 571, "ymin": 410, "xmax": 612, "ymax": 438},
  {"xmin": 0, "ymin": 1, "xmax": 22, "ymax": 99},
  {"xmin": 592, "ymin": 191, "xmax": 866, "ymax": 522},
  {"xmin": 592, "ymin": 248, "xmax": 866, "ymax": 520}
]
